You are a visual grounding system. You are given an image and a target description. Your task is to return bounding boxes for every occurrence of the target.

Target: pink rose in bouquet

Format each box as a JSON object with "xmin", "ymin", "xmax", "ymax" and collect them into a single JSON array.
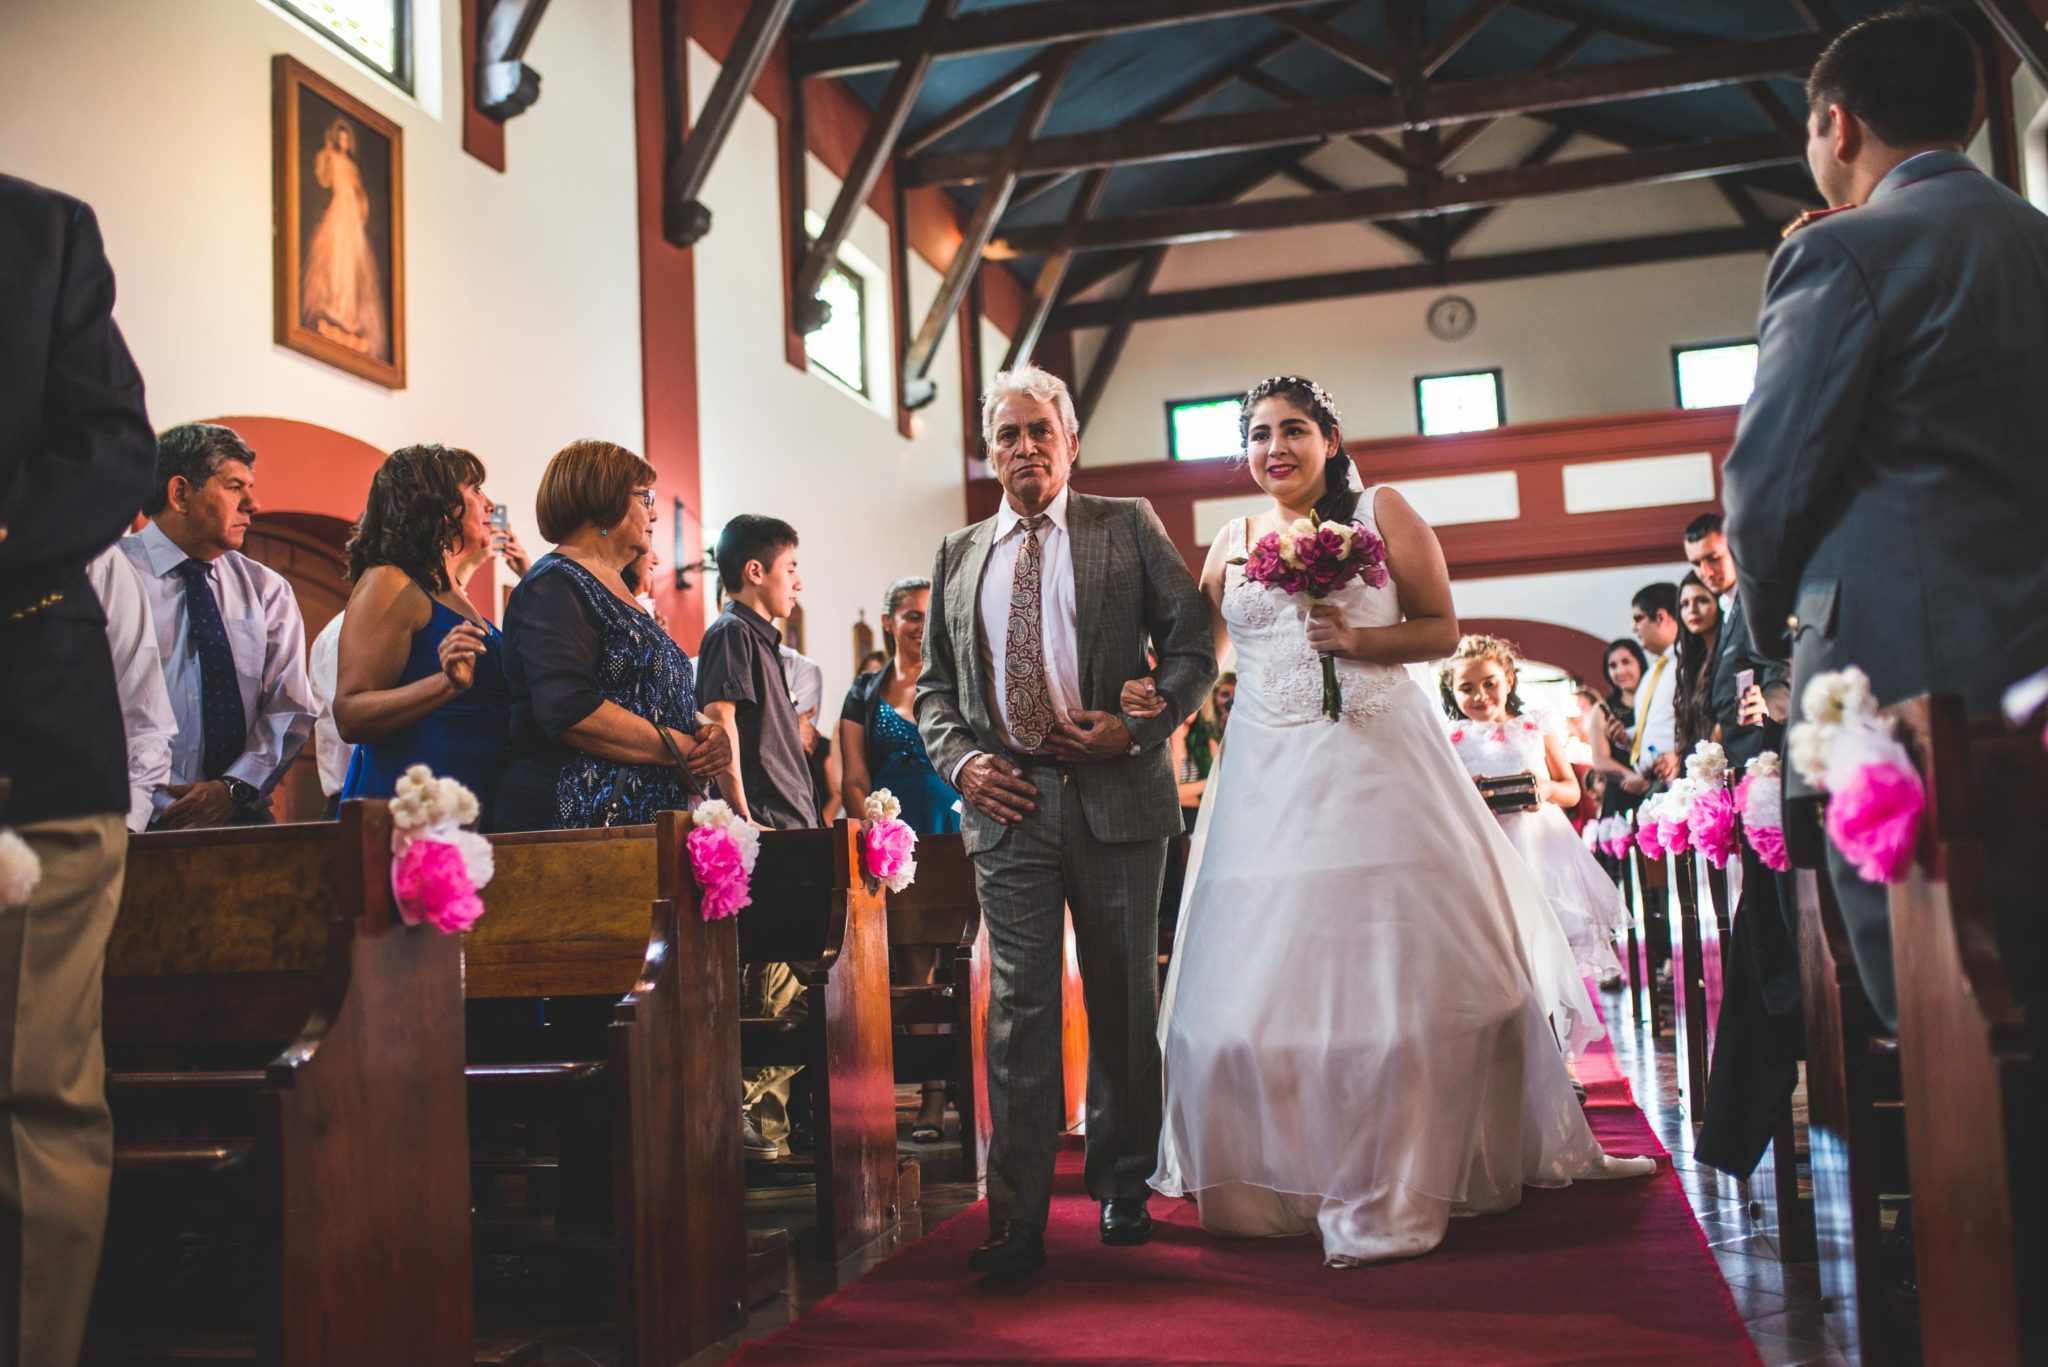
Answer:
[{"xmin": 1237, "ymin": 513, "xmax": 1389, "ymax": 720}]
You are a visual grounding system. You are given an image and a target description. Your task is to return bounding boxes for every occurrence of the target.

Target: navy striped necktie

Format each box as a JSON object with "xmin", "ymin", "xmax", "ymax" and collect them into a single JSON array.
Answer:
[{"xmin": 176, "ymin": 558, "xmax": 248, "ymax": 780}]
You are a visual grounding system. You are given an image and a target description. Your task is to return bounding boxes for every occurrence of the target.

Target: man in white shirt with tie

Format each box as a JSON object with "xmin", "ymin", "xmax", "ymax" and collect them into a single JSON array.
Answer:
[
  {"xmin": 119, "ymin": 423, "xmax": 315, "ymax": 828},
  {"xmin": 1628, "ymin": 581, "xmax": 1682, "ymax": 783},
  {"xmin": 917, "ymin": 366, "xmax": 1215, "ymax": 1280},
  {"xmin": 86, "ymin": 540, "xmax": 175, "ymax": 832}
]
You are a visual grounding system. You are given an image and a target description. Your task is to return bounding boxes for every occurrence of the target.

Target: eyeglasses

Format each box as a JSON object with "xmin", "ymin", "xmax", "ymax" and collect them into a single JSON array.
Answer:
[{"xmin": 629, "ymin": 487, "xmax": 656, "ymax": 509}]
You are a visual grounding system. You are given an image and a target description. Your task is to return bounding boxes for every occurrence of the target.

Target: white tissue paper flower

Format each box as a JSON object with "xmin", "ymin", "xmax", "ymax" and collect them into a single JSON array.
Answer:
[
  {"xmin": 1686, "ymin": 741, "xmax": 1729, "ymax": 783},
  {"xmin": 0, "ymin": 829, "xmax": 41, "ymax": 908},
  {"xmin": 1747, "ymin": 750, "xmax": 1782, "ymax": 780},
  {"xmin": 864, "ymin": 789, "xmax": 903, "ymax": 824},
  {"xmin": 1800, "ymin": 667, "xmax": 1875, "ymax": 728}
]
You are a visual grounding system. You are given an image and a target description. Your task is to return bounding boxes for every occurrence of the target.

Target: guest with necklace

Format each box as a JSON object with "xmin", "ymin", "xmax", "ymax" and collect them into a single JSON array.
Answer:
[{"xmin": 493, "ymin": 440, "xmax": 727, "ymax": 833}]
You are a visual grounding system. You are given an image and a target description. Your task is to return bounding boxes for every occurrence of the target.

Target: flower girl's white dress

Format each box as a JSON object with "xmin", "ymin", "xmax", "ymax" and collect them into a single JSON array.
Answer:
[
  {"xmin": 1447, "ymin": 715, "xmax": 1629, "ymax": 986},
  {"xmin": 1153, "ymin": 490, "xmax": 1652, "ymax": 1266}
]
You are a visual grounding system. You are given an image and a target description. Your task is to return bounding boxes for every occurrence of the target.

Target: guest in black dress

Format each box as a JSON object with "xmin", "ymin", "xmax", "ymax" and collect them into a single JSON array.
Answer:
[
  {"xmin": 1589, "ymin": 637, "xmax": 1648, "ymax": 884},
  {"xmin": 494, "ymin": 440, "xmax": 728, "ymax": 831}
]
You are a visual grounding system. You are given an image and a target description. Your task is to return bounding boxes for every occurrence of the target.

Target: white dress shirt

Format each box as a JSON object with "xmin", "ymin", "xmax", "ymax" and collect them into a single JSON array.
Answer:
[
  {"xmin": 307, "ymin": 610, "xmax": 354, "ymax": 799},
  {"xmin": 970, "ymin": 485, "xmax": 1082, "ymax": 771},
  {"xmin": 779, "ymin": 644, "xmax": 825, "ymax": 718},
  {"xmin": 120, "ymin": 520, "xmax": 317, "ymax": 818},
  {"xmin": 87, "ymin": 544, "xmax": 176, "ymax": 833},
  {"xmin": 1635, "ymin": 644, "xmax": 1678, "ymax": 773}
]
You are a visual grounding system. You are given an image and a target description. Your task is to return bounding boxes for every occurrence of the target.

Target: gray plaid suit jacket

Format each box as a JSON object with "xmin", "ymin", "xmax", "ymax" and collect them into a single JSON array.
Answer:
[{"xmin": 916, "ymin": 491, "xmax": 1216, "ymax": 855}]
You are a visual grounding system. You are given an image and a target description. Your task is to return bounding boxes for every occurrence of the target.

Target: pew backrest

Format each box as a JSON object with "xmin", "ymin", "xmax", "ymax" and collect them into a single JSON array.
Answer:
[
  {"xmin": 469, "ymin": 823, "xmax": 660, "ymax": 998},
  {"xmin": 885, "ymin": 833, "xmax": 978, "ymax": 947}
]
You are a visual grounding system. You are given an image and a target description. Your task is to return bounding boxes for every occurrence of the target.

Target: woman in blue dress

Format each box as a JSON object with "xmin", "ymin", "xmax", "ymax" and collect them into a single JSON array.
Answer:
[
  {"xmin": 335, "ymin": 444, "xmax": 524, "ymax": 828},
  {"xmin": 837, "ymin": 575, "xmax": 960, "ymax": 1141},
  {"xmin": 493, "ymin": 440, "xmax": 729, "ymax": 833}
]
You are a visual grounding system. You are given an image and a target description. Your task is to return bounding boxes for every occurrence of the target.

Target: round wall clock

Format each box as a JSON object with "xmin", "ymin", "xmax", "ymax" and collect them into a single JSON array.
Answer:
[{"xmin": 1427, "ymin": 294, "xmax": 1477, "ymax": 341}]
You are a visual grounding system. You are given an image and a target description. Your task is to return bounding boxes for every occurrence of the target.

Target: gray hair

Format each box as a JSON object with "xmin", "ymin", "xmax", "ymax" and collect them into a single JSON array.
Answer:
[
  {"xmin": 883, "ymin": 575, "xmax": 931, "ymax": 617},
  {"xmin": 149, "ymin": 422, "xmax": 257, "ymax": 517},
  {"xmin": 981, "ymin": 364, "xmax": 1079, "ymax": 447}
]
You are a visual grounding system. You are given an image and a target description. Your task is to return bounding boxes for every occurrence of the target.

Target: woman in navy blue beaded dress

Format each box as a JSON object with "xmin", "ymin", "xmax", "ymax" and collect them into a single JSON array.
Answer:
[
  {"xmin": 494, "ymin": 441, "xmax": 729, "ymax": 832},
  {"xmin": 838, "ymin": 575, "xmax": 960, "ymax": 1140},
  {"xmin": 335, "ymin": 444, "xmax": 524, "ymax": 828}
]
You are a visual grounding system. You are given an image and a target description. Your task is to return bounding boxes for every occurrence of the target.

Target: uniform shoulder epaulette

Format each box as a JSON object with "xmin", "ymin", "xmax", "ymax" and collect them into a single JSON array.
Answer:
[{"xmin": 1782, "ymin": 204, "xmax": 1854, "ymax": 239}]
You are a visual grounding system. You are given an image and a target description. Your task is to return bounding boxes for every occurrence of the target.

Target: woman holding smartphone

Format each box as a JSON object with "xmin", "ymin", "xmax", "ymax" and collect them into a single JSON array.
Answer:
[{"xmin": 335, "ymin": 444, "xmax": 525, "ymax": 828}]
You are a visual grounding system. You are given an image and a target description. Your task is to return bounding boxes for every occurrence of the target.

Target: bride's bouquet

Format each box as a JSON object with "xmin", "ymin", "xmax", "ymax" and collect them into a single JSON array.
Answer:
[{"xmin": 1237, "ymin": 511, "xmax": 1389, "ymax": 720}]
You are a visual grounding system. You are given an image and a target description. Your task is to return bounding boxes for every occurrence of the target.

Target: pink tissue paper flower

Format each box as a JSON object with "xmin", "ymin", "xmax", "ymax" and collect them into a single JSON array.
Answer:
[
  {"xmin": 1657, "ymin": 811, "xmax": 1693, "ymax": 856},
  {"xmin": 393, "ymin": 838, "xmax": 485, "ymax": 934},
  {"xmin": 1635, "ymin": 821, "xmax": 1664, "ymax": 860},
  {"xmin": 1688, "ymin": 786, "xmax": 1738, "ymax": 868},
  {"xmin": 1748, "ymin": 822, "xmax": 1790, "ymax": 873},
  {"xmin": 864, "ymin": 819, "xmax": 916, "ymax": 884},
  {"xmin": 688, "ymin": 824, "xmax": 753, "ymax": 920},
  {"xmin": 1825, "ymin": 758, "xmax": 1924, "ymax": 884}
]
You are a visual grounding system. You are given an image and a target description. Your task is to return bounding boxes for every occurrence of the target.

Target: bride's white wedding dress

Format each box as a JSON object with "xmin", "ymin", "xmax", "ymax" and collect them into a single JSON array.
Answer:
[{"xmin": 1152, "ymin": 491, "xmax": 1654, "ymax": 1265}]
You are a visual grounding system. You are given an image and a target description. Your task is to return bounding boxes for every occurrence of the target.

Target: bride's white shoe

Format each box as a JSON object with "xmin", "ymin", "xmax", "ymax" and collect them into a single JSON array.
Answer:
[{"xmin": 1587, "ymin": 1153, "xmax": 1659, "ymax": 1180}]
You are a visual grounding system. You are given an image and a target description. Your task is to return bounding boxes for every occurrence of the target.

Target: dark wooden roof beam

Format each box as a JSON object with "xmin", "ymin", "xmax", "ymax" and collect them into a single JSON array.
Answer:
[
  {"xmin": 795, "ymin": 0, "xmax": 1333, "ymax": 78},
  {"xmin": 901, "ymin": 62, "xmax": 1043, "ymax": 156},
  {"xmin": 906, "ymin": 31, "xmax": 1827, "ymax": 185},
  {"xmin": 993, "ymin": 132, "xmax": 1796, "ymax": 253},
  {"xmin": 1236, "ymin": 67, "xmax": 1410, "ymax": 170},
  {"xmin": 1264, "ymin": 11, "xmax": 1395, "ymax": 84},
  {"xmin": 476, "ymin": 0, "xmax": 554, "ymax": 120},
  {"xmin": 1051, "ymin": 225, "xmax": 1777, "ymax": 328},
  {"xmin": 903, "ymin": 44, "xmax": 1083, "ymax": 408},
  {"xmin": 796, "ymin": 0, "xmax": 877, "ymax": 37},
  {"xmin": 1424, "ymin": 0, "xmax": 1514, "ymax": 76},
  {"xmin": 664, "ymin": 0, "xmax": 801, "ymax": 245},
  {"xmin": 1002, "ymin": 167, "xmax": 1113, "ymax": 371},
  {"xmin": 1976, "ymin": 0, "xmax": 2048, "ymax": 88},
  {"xmin": 1075, "ymin": 249, "xmax": 1167, "ymax": 423},
  {"xmin": 792, "ymin": 0, "xmax": 962, "ymax": 331}
]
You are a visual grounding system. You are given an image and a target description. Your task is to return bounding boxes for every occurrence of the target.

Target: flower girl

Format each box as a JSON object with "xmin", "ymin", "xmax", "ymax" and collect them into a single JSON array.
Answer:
[{"xmin": 1441, "ymin": 635, "xmax": 1629, "ymax": 991}]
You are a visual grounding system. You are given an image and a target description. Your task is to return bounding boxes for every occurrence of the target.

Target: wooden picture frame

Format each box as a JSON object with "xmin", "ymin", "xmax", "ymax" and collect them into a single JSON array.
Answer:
[{"xmin": 273, "ymin": 55, "xmax": 406, "ymax": 388}]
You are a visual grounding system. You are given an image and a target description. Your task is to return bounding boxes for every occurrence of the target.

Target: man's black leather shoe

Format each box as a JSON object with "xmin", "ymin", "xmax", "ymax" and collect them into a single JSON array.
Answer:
[
  {"xmin": 1099, "ymin": 1198, "xmax": 1153, "ymax": 1245},
  {"xmin": 968, "ymin": 1220, "xmax": 1046, "ymax": 1278}
]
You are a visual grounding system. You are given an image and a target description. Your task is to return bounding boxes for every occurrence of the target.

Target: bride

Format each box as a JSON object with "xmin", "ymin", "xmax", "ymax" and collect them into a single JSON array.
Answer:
[{"xmin": 1129, "ymin": 375, "xmax": 1654, "ymax": 1268}]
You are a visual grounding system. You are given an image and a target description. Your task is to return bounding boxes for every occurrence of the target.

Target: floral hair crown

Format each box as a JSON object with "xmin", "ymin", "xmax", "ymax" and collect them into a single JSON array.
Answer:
[{"xmin": 1240, "ymin": 375, "xmax": 1342, "ymax": 444}]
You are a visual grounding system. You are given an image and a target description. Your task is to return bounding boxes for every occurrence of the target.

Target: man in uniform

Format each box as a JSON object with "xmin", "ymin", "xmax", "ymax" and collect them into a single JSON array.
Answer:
[{"xmin": 1723, "ymin": 8, "xmax": 2048, "ymax": 1031}]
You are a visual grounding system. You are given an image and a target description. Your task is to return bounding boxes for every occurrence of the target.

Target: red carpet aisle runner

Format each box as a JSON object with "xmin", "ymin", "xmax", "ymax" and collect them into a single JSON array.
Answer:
[{"xmin": 734, "ymin": 1038, "xmax": 1759, "ymax": 1366}]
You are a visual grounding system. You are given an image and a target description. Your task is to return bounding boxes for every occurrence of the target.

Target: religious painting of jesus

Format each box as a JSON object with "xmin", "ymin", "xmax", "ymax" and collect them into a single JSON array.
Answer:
[{"xmin": 273, "ymin": 55, "xmax": 406, "ymax": 388}]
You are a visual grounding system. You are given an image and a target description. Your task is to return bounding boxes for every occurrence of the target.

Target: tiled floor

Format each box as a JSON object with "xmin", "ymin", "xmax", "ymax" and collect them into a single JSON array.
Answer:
[
  {"xmin": 1602, "ymin": 988, "xmax": 1851, "ymax": 1367},
  {"xmin": 530, "ymin": 986, "xmax": 1852, "ymax": 1366}
]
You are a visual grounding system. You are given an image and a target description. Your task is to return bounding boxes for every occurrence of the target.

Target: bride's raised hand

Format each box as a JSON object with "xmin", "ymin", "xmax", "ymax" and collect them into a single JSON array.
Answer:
[
  {"xmin": 1119, "ymin": 677, "xmax": 1167, "ymax": 719},
  {"xmin": 1305, "ymin": 601, "xmax": 1360, "ymax": 658}
]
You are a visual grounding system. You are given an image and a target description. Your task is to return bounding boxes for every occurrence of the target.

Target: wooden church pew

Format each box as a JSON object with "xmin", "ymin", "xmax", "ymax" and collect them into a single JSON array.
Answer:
[
  {"xmin": 466, "ymin": 812, "xmax": 745, "ymax": 1366},
  {"xmin": 1629, "ymin": 846, "xmax": 1674, "ymax": 1034},
  {"xmin": 1669, "ymin": 846, "xmax": 1713, "ymax": 1123},
  {"xmin": 885, "ymin": 833, "xmax": 991, "ymax": 1182},
  {"xmin": 1793, "ymin": 849, "xmax": 1910, "ymax": 1364},
  {"xmin": 740, "ymin": 821, "xmax": 899, "ymax": 1260},
  {"xmin": 1887, "ymin": 695, "xmax": 2047, "ymax": 1367},
  {"xmin": 89, "ymin": 802, "xmax": 478, "ymax": 1367}
]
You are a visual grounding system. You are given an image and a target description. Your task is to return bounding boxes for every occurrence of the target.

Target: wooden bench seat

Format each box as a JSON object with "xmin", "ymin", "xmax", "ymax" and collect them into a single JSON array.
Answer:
[{"xmin": 91, "ymin": 802, "xmax": 475, "ymax": 1367}]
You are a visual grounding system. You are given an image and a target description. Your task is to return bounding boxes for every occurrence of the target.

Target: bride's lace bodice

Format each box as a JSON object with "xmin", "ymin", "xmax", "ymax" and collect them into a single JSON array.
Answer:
[{"xmin": 1222, "ymin": 487, "xmax": 1407, "ymax": 728}]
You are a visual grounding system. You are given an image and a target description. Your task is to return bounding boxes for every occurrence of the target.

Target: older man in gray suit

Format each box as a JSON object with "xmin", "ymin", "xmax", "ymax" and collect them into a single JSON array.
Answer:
[
  {"xmin": 918, "ymin": 365, "xmax": 1215, "ymax": 1279},
  {"xmin": 1724, "ymin": 8, "xmax": 2048, "ymax": 1031}
]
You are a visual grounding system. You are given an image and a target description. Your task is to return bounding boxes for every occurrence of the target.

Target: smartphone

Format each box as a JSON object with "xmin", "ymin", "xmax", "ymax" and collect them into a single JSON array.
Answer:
[
  {"xmin": 1735, "ymin": 668, "xmax": 1757, "ymax": 724},
  {"xmin": 490, "ymin": 502, "xmax": 510, "ymax": 532}
]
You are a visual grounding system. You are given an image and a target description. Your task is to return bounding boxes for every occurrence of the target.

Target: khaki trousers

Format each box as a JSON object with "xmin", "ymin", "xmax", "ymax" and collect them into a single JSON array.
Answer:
[
  {"xmin": 0, "ymin": 812, "xmax": 126, "ymax": 1367},
  {"xmin": 741, "ymin": 963, "xmax": 807, "ymax": 1148}
]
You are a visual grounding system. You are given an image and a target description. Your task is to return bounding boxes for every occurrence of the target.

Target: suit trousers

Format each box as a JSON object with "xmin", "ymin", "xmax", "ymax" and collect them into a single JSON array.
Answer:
[
  {"xmin": 1697, "ymin": 853, "xmax": 1803, "ymax": 1178},
  {"xmin": 1825, "ymin": 843, "xmax": 1897, "ymax": 1033},
  {"xmin": 970, "ymin": 758, "xmax": 1166, "ymax": 1228},
  {"xmin": 0, "ymin": 812, "xmax": 125, "ymax": 1367}
]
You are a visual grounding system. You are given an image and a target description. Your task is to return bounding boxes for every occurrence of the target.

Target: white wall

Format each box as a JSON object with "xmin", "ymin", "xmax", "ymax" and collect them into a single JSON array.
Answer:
[
  {"xmin": 687, "ymin": 41, "xmax": 978, "ymax": 719},
  {"xmin": 1074, "ymin": 123, "xmax": 1771, "ymax": 467},
  {"xmin": 0, "ymin": 0, "xmax": 644, "ymax": 554},
  {"xmin": 1449, "ymin": 561, "xmax": 1691, "ymax": 650}
]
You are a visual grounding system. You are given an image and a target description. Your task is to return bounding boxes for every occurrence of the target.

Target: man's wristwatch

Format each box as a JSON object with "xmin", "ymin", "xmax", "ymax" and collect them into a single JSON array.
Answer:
[{"xmin": 222, "ymin": 777, "xmax": 260, "ymax": 812}]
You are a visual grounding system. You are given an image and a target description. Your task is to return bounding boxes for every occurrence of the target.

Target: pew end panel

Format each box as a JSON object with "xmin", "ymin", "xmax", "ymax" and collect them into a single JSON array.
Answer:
[{"xmin": 1887, "ymin": 696, "xmax": 2047, "ymax": 1366}]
